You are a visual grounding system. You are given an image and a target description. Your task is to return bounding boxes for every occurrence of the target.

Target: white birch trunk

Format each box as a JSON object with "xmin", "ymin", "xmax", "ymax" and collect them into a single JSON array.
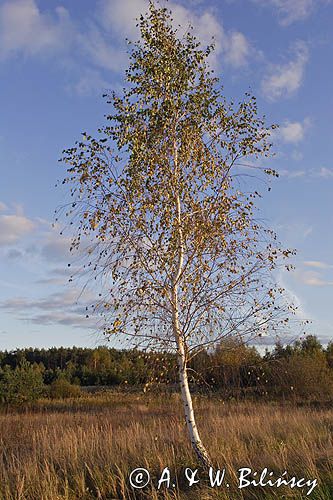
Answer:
[
  {"xmin": 172, "ymin": 299, "xmax": 213, "ymax": 467},
  {"xmin": 172, "ymin": 160, "xmax": 212, "ymax": 466}
]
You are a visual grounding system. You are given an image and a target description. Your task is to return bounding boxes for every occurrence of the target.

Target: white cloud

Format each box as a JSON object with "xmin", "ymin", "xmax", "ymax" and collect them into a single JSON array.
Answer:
[
  {"xmin": 0, "ymin": 0, "xmax": 254, "ymax": 94},
  {"xmin": 0, "ymin": 201, "xmax": 7, "ymax": 211},
  {"xmin": 99, "ymin": 0, "xmax": 252, "ymax": 68},
  {"xmin": 27, "ymin": 311, "xmax": 96, "ymax": 328},
  {"xmin": 78, "ymin": 27, "xmax": 127, "ymax": 73},
  {"xmin": 278, "ymin": 271, "xmax": 309, "ymax": 320},
  {"xmin": 291, "ymin": 150, "xmax": 304, "ymax": 161},
  {"xmin": 2, "ymin": 288, "xmax": 83, "ymax": 310},
  {"xmin": 0, "ymin": 0, "xmax": 72, "ymax": 60},
  {"xmin": 294, "ymin": 262, "xmax": 333, "ymax": 287},
  {"xmin": 6, "ymin": 248, "xmax": 24, "ymax": 260},
  {"xmin": 303, "ymin": 226, "xmax": 313, "ymax": 238},
  {"xmin": 0, "ymin": 0, "xmax": 124, "ymax": 87},
  {"xmin": 71, "ymin": 69, "xmax": 111, "ymax": 97},
  {"xmin": 279, "ymin": 117, "xmax": 311, "ymax": 143},
  {"xmin": 317, "ymin": 167, "xmax": 333, "ymax": 178},
  {"xmin": 279, "ymin": 169, "xmax": 306, "ymax": 178},
  {"xmin": 277, "ymin": 222, "xmax": 313, "ymax": 239},
  {"xmin": 299, "ymin": 270, "xmax": 333, "ymax": 286},
  {"xmin": 40, "ymin": 234, "xmax": 72, "ymax": 262},
  {"xmin": 253, "ymin": 0, "xmax": 327, "ymax": 26},
  {"xmin": 1, "ymin": 288, "xmax": 99, "ymax": 329},
  {"xmin": 99, "ymin": 0, "xmax": 146, "ymax": 38},
  {"xmin": 279, "ymin": 166, "xmax": 333, "ymax": 179},
  {"xmin": 0, "ymin": 214, "xmax": 35, "ymax": 246},
  {"xmin": 223, "ymin": 31, "xmax": 250, "ymax": 67},
  {"xmin": 261, "ymin": 41, "xmax": 309, "ymax": 100},
  {"xmin": 0, "ymin": 215, "xmax": 81, "ymax": 265},
  {"xmin": 303, "ymin": 260, "xmax": 333, "ymax": 269}
]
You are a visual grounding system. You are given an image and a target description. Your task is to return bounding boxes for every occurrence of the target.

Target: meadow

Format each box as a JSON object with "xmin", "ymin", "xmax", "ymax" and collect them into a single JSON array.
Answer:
[{"xmin": 0, "ymin": 393, "xmax": 332, "ymax": 499}]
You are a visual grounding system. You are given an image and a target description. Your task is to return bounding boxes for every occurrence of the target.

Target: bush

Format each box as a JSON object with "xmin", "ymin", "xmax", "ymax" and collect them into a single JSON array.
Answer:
[
  {"xmin": 49, "ymin": 378, "xmax": 82, "ymax": 399},
  {"xmin": 0, "ymin": 361, "xmax": 45, "ymax": 405},
  {"xmin": 269, "ymin": 351, "xmax": 333, "ymax": 400}
]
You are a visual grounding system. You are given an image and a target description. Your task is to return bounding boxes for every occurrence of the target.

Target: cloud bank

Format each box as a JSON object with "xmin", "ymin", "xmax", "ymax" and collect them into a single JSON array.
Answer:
[{"xmin": 262, "ymin": 41, "xmax": 308, "ymax": 100}]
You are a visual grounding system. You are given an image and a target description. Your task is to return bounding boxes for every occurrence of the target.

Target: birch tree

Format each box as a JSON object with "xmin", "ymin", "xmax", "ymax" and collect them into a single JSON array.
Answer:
[{"xmin": 59, "ymin": 3, "xmax": 295, "ymax": 467}]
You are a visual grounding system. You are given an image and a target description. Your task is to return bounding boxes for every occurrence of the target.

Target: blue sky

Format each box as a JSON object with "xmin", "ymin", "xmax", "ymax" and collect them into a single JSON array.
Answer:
[{"xmin": 0, "ymin": 0, "xmax": 332, "ymax": 350}]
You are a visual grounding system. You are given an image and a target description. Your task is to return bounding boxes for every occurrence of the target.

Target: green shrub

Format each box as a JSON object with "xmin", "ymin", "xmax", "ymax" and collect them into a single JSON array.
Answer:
[
  {"xmin": 269, "ymin": 351, "xmax": 333, "ymax": 400},
  {"xmin": 49, "ymin": 377, "xmax": 82, "ymax": 399},
  {"xmin": 0, "ymin": 361, "xmax": 45, "ymax": 405}
]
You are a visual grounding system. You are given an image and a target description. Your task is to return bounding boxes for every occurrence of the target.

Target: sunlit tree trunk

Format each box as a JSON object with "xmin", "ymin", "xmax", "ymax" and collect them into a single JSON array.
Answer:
[
  {"xmin": 172, "ymin": 177, "xmax": 212, "ymax": 467},
  {"xmin": 173, "ymin": 307, "xmax": 213, "ymax": 468}
]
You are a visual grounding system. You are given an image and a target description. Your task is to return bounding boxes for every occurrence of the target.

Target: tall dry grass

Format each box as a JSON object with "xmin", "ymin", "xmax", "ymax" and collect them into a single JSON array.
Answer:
[{"xmin": 0, "ymin": 393, "xmax": 332, "ymax": 499}]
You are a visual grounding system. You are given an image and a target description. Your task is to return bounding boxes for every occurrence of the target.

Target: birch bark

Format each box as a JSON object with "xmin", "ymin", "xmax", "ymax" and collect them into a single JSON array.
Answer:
[{"xmin": 171, "ymin": 140, "xmax": 212, "ymax": 468}]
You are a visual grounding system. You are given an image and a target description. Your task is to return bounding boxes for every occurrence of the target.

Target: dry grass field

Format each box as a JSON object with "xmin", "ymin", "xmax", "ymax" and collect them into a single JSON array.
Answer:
[{"xmin": 0, "ymin": 393, "xmax": 332, "ymax": 499}]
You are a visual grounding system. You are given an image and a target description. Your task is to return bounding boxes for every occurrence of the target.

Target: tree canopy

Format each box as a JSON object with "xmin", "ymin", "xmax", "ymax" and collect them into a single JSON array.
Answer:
[{"xmin": 60, "ymin": 4, "xmax": 295, "ymax": 354}]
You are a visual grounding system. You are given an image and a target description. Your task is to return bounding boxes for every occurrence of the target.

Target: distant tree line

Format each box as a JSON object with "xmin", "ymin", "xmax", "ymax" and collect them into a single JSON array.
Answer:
[{"xmin": 0, "ymin": 335, "xmax": 332, "ymax": 404}]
